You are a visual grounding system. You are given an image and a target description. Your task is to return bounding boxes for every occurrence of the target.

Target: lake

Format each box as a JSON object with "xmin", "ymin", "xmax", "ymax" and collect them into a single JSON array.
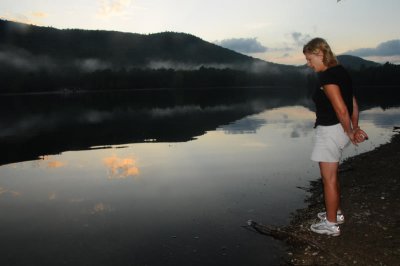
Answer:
[{"xmin": 0, "ymin": 88, "xmax": 399, "ymax": 266}]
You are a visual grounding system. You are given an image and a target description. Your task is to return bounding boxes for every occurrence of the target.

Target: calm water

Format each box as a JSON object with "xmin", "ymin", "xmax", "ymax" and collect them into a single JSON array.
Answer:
[{"xmin": 0, "ymin": 88, "xmax": 399, "ymax": 266}]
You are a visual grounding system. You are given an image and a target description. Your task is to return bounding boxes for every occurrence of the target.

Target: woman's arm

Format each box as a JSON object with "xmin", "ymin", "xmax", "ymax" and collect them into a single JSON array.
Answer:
[
  {"xmin": 323, "ymin": 84, "xmax": 356, "ymax": 144},
  {"xmin": 351, "ymin": 96, "xmax": 359, "ymax": 129},
  {"xmin": 352, "ymin": 96, "xmax": 369, "ymax": 142}
]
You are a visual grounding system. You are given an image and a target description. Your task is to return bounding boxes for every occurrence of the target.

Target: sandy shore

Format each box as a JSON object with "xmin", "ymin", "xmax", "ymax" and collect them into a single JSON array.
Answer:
[{"xmin": 283, "ymin": 130, "xmax": 400, "ymax": 265}]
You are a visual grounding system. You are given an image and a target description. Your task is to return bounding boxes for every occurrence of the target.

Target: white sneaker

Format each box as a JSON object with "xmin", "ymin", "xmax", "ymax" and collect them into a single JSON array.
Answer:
[
  {"xmin": 317, "ymin": 211, "xmax": 345, "ymax": 224},
  {"xmin": 310, "ymin": 219, "xmax": 341, "ymax": 236}
]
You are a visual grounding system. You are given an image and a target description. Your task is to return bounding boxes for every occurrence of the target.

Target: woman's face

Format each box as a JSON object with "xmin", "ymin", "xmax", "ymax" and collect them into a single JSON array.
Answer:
[{"xmin": 304, "ymin": 51, "xmax": 327, "ymax": 72}]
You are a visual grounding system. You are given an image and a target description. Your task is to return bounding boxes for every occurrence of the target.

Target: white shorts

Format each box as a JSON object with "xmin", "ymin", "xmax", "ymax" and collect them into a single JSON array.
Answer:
[{"xmin": 311, "ymin": 123, "xmax": 350, "ymax": 163}]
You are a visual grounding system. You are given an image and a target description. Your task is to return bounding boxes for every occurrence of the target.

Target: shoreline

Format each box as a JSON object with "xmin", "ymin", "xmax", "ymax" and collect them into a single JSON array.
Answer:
[
  {"xmin": 0, "ymin": 86, "xmax": 295, "ymax": 97},
  {"xmin": 283, "ymin": 130, "xmax": 400, "ymax": 265}
]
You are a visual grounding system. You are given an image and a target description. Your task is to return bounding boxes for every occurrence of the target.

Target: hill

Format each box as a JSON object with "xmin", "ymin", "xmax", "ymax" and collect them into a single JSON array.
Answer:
[
  {"xmin": 1, "ymin": 19, "xmax": 307, "ymax": 93},
  {"xmin": 337, "ymin": 54, "xmax": 381, "ymax": 70},
  {"xmin": 1, "ymin": 19, "xmax": 398, "ymax": 94},
  {"xmin": 0, "ymin": 19, "xmax": 268, "ymax": 71}
]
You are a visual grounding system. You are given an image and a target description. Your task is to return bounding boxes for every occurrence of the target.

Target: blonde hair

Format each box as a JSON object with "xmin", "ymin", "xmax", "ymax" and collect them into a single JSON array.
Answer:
[{"xmin": 303, "ymin": 37, "xmax": 338, "ymax": 67}]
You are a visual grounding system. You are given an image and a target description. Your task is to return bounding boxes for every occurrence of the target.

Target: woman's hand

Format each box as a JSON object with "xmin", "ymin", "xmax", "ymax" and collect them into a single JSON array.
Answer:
[{"xmin": 353, "ymin": 127, "xmax": 369, "ymax": 143}]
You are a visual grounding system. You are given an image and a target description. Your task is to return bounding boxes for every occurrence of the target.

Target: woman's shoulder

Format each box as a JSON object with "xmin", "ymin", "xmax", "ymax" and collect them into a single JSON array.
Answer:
[
  {"xmin": 319, "ymin": 64, "xmax": 350, "ymax": 85},
  {"xmin": 324, "ymin": 64, "xmax": 349, "ymax": 77},
  {"xmin": 328, "ymin": 64, "xmax": 346, "ymax": 72}
]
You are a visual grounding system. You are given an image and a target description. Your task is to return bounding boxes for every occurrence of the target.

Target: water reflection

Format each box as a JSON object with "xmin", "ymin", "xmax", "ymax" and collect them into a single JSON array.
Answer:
[
  {"xmin": 103, "ymin": 154, "xmax": 140, "ymax": 179},
  {"xmin": 0, "ymin": 88, "xmax": 308, "ymax": 165},
  {"xmin": 361, "ymin": 107, "xmax": 400, "ymax": 127},
  {"xmin": 0, "ymin": 89, "xmax": 399, "ymax": 266},
  {"xmin": 48, "ymin": 192, "xmax": 56, "ymax": 200},
  {"xmin": 91, "ymin": 203, "xmax": 113, "ymax": 214},
  {"xmin": 222, "ymin": 106, "xmax": 315, "ymax": 139},
  {"xmin": 2, "ymin": 88, "xmax": 398, "ymax": 166},
  {"xmin": 221, "ymin": 117, "xmax": 266, "ymax": 134},
  {"xmin": 0, "ymin": 186, "xmax": 21, "ymax": 197}
]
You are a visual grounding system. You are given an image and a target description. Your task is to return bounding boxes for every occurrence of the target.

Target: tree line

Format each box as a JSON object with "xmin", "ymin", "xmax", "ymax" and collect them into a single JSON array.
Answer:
[{"xmin": 0, "ymin": 66, "xmax": 307, "ymax": 93}]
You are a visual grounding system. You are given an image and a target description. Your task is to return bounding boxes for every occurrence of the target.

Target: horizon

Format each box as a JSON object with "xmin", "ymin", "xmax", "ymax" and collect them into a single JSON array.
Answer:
[{"xmin": 1, "ymin": 0, "xmax": 400, "ymax": 65}]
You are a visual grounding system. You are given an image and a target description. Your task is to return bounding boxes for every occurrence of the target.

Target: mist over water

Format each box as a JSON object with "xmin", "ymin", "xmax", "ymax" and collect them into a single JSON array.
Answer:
[{"xmin": 0, "ymin": 88, "xmax": 399, "ymax": 266}]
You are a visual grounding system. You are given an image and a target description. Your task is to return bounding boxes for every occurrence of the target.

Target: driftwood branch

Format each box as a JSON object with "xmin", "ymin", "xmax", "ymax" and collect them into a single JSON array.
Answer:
[{"xmin": 244, "ymin": 220, "xmax": 346, "ymax": 265}]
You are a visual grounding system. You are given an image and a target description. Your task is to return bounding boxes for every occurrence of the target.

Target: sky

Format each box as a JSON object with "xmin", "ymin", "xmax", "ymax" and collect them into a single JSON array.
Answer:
[{"xmin": 1, "ymin": 0, "xmax": 399, "ymax": 65}]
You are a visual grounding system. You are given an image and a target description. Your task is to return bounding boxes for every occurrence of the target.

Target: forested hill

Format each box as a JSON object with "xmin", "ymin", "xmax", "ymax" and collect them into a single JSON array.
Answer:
[
  {"xmin": 1, "ymin": 19, "xmax": 305, "ymax": 93},
  {"xmin": 1, "ymin": 19, "xmax": 399, "ymax": 95},
  {"xmin": 337, "ymin": 55, "xmax": 381, "ymax": 70},
  {"xmin": 0, "ymin": 19, "xmax": 265, "ymax": 69}
]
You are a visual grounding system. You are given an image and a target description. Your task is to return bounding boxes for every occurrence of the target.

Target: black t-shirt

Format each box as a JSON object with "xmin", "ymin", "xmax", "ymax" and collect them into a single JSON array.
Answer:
[{"xmin": 312, "ymin": 65, "xmax": 353, "ymax": 127}]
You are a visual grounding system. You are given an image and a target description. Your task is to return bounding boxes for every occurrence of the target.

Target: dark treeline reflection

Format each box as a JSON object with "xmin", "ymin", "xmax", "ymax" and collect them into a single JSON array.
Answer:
[
  {"xmin": 2, "ymin": 63, "xmax": 400, "ymax": 94},
  {"xmin": 0, "ymin": 87, "xmax": 307, "ymax": 165},
  {"xmin": 1, "ymin": 87, "xmax": 399, "ymax": 165},
  {"xmin": 0, "ymin": 66, "xmax": 306, "ymax": 93}
]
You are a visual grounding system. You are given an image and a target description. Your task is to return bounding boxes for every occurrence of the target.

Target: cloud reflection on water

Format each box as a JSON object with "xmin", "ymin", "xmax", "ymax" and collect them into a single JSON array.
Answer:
[
  {"xmin": 0, "ymin": 103, "xmax": 398, "ymax": 266},
  {"xmin": 0, "ymin": 186, "xmax": 21, "ymax": 197},
  {"xmin": 46, "ymin": 160, "xmax": 66, "ymax": 168},
  {"xmin": 221, "ymin": 106, "xmax": 316, "ymax": 138},
  {"xmin": 103, "ymin": 154, "xmax": 140, "ymax": 179},
  {"xmin": 361, "ymin": 107, "xmax": 400, "ymax": 128},
  {"xmin": 91, "ymin": 203, "xmax": 113, "ymax": 214}
]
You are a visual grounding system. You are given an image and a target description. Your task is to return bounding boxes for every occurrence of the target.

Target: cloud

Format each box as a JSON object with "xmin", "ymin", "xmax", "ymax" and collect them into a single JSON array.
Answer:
[
  {"xmin": 31, "ymin": 12, "xmax": 48, "ymax": 18},
  {"xmin": 0, "ymin": 48, "xmax": 113, "ymax": 73},
  {"xmin": 0, "ymin": 48, "xmax": 58, "ymax": 72},
  {"xmin": 97, "ymin": 0, "xmax": 132, "ymax": 17},
  {"xmin": 78, "ymin": 58, "xmax": 111, "ymax": 72},
  {"xmin": 279, "ymin": 53, "xmax": 291, "ymax": 58},
  {"xmin": 215, "ymin": 38, "xmax": 268, "ymax": 54},
  {"xmin": 346, "ymin": 39, "xmax": 400, "ymax": 57},
  {"xmin": 1, "ymin": 11, "xmax": 48, "ymax": 25},
  {"xmin": 1, "ymin": 13, "xmax": 34, "ymax": 25},
  {"xmin": 290, "ymin": 32, "xmax": 311, "ymax": 47},
  {"xmin": 263, "ymin": 32, "xmax": 311, "ymax": 62}
]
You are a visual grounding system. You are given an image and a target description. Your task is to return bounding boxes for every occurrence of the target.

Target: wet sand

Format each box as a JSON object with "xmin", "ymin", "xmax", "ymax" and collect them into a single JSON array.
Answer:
[{"xmin": 284, "ymin": 131, "xmax": 400, "ymax": 265}]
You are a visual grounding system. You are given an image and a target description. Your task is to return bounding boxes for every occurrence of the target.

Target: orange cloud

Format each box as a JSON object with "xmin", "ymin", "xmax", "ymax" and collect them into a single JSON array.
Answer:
[
  {"xmin": 47, "ymin": 160, "xmax": 66, "ymax": 169},
  {"xmin": 1, "ymin": 11, "xmax": 47, "ymax": 25},
  {"xmin": 31, "ymin": 12, "xmax": 48, "ymax": 18},
  {"xmin": 49, "ymin": 192, "xmax": 56, "ymax": 200},
  {"xmin": 10, "ymin": 191, "xmax": 21, "ymax": 197},
  {"xmin": 103, "ymin": 154, "xmax": 140, "ymax": 179},
  {"xmin": 0, "ymin": 187, "xmax": 7, "ymax": 195},
  {"xmin": 97, "ymin": 0, "xmax": 132, "ymax": 17},
  {"xmin": 0, "ymin": 187, "xmax": 22, "ymax": 197},
  {"xmin": 39, "ymin": 156, "xmax": 66, "ymax": 169},
  {"xmin": 91, "ymin": 203, "xmax": 112, "ymax": 214},
  {"xmin": 1, "ymin": 13, "xmax": 33, "ymax": 24}
]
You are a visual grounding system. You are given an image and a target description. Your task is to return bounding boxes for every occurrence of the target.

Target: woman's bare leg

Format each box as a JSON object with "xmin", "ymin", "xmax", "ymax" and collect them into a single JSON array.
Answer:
[{"xmin": 319, "ymin": 162, "xmax": 340, "ymax": 223}]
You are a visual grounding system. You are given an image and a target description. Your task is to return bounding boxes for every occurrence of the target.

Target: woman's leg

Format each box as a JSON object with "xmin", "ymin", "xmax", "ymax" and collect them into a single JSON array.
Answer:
[{"xmin": 319, "ymin": 161, "xmax": 340, "ymax": 223}]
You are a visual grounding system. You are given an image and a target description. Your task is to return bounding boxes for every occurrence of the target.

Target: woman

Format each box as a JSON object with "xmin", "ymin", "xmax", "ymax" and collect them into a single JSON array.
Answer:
[{"xmin": 303, "ymin": 38, "xmax": 368, "ymax": 236}]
